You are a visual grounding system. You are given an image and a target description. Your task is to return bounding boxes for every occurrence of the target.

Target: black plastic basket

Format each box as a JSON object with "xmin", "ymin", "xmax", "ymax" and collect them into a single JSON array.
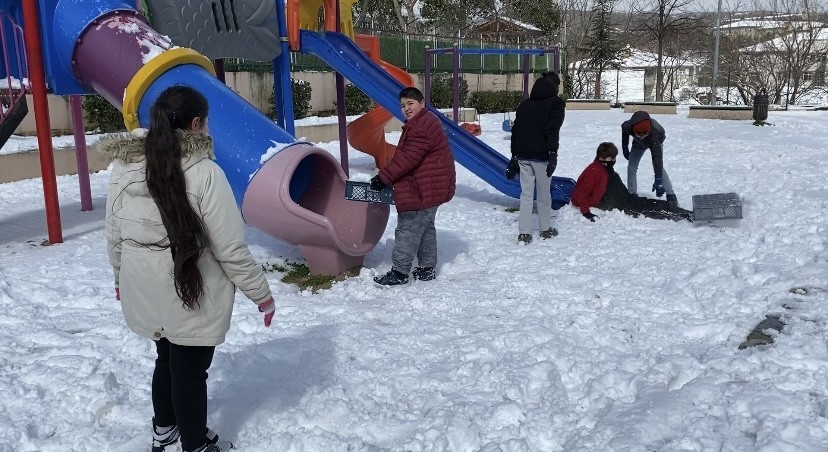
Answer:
[{"xmin": 344, "ymin": 180, "xmax": 395, "ymax": 204}]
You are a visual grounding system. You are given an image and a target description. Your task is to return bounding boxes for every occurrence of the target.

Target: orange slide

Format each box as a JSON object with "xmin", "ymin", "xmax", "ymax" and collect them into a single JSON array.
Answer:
[{"xmin": 346, "ymin": 34, "xmax": 414, "ymax": 169}]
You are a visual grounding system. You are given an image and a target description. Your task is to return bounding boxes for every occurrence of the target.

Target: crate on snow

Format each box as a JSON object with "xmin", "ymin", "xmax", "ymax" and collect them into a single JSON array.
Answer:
[
  {"xmin": 692, "ymin": 192, "xmax": 742, "ymax": 221},
  {"xmin": 344, "ymin": 180, "xmax": 395, "ymax": 204}
]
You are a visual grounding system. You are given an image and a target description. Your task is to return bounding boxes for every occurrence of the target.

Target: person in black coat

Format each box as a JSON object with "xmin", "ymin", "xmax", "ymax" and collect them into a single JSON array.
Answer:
[
  {"xmin": 620, "ymin": 110, "xmax": 679, "ymax": 209},
  {"xmin": 506, "ymin": 71, "xmax": 566, "ymax": 244}
]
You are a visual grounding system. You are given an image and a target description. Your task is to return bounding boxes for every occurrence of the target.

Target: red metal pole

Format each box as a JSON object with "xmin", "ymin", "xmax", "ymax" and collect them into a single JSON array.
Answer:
[{"xmin": 22, "ymin": 0, "xmax": 63, "ymax": 243}]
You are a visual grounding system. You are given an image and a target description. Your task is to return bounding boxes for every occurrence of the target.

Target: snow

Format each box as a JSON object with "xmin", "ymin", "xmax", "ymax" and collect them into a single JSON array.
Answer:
[
  {"xmin": 0, "ymin": 133, "xmax": 109, "ymax": 156},
  {"xmin": 2, "ymin": 107, "xmax": 828, "ymax": 451}
]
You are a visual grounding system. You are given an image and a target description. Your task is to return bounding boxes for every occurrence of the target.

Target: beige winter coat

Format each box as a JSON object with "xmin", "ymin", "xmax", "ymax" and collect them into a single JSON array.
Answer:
[{"xmin": 103, "ymin": 130, "xmax": 272, "ymax": 346}]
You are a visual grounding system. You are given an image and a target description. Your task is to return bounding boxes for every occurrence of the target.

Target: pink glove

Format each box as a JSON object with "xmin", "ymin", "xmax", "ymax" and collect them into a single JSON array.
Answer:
[
  {"xmin": 115, "ymin": 287, "xmax": 120, "ymax": 301},
  {"xmin": 258, "ymin": 297, "xmax": 275, "ymax": 327}
]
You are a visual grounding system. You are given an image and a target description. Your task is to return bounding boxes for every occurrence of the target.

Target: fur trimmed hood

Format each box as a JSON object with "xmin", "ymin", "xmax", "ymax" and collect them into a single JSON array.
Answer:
[{"xmin": 99, "ymin": 128, "xmax": 215, "ymax": 166}]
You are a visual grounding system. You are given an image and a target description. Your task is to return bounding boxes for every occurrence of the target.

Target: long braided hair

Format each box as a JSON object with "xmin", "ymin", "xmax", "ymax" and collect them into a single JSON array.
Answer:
[{"xmin": 144, "ymin": 86, "xmax": 209, "ymax": 310}]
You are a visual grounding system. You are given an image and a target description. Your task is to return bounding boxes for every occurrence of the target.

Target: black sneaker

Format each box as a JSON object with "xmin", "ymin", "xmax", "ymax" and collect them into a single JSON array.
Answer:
[
  {"xmin": 189, "ymin": 429, "xmax": 233, "ymax": 452},
  {"xmin": 517, "ymin": 233, "xmax": 532, "ymax": 244},
  {"xmin": 540, "ymin": 228, "xmax": 558, "ymax": 239},
  {"xmin": 373, "ymin": 270, "xmax": 409, "ymax": 286},
  {"xmin": 152, "ymin": 419, "xmax": 179, "ymax": 452},
  {"xmin": 412, "ymin": 266, "xmax": 436, "ymax": 281}
]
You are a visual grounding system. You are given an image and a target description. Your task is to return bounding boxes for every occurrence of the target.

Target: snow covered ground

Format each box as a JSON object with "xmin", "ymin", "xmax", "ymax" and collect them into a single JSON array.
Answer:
[{"xmin": 2, "ymin": 106, "xmax": 828, "ymax": 451}]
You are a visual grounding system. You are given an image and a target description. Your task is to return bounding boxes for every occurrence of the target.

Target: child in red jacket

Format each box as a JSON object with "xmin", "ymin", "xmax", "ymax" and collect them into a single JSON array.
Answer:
[
  {"xmin": 369, "ymin": 87, "xmax": 456, "ymax": 286},
  {"xmin": 572, "ymin": 142, "xmax": 692, "ymax": 222}
]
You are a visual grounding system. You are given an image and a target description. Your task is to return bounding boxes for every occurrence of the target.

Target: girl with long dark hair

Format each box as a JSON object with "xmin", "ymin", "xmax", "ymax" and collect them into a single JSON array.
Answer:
[{"xmin": 104, "ymin": 85, "xmax": 275, "ymax": 452}]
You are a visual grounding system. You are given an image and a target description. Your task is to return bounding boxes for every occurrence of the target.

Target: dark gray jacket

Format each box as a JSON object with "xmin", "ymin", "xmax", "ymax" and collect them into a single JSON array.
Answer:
[{"xmin": 621, "ymin": 111, "xmax": 667, "ymax": 177}]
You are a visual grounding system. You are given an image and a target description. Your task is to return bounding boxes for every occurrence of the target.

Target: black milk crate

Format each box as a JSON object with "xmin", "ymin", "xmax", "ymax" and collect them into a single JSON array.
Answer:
[
  {"xmin": 344, "ymin": 180, "xmax": 395, "ymax": 204},
  {"xmin": 692, "ymin": 192, "xmax": 742, "ymax": 220}
]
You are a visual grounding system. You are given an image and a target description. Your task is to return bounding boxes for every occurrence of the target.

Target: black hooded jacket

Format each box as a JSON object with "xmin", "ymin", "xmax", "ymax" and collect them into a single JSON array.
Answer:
[
  {"xmin": 510, "ymin": 77, "xmax": 566, "ymax": 161},
  {"xmin": 621, "ymin": 110, "xmax": 667, "ymax": 177}
]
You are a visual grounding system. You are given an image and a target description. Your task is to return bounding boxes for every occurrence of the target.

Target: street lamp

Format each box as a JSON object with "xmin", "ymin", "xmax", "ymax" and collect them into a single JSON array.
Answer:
[{"xmin": 711, "ymin": 0, "xmax": 723, "ymax": 105}]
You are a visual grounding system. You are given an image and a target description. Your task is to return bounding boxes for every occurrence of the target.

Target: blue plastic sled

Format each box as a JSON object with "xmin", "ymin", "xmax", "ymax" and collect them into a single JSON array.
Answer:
[{"xmin": 551, "ymin": 177, "xmax": 576, "ymax": 210}]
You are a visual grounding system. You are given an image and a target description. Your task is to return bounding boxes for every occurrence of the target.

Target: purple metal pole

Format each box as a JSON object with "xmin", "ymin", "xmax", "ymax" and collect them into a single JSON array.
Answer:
[
  {"xmin": 522, "ymin": 55, "xmax": 530, "ymax": 99},
  {"xmin": 335, "ymin": 0, "xmax": 348, "ymax": 176},
  {"xmin": 69, "ymin": 95, "xmax": 92, "ymax": 211},
  {"xmin": 424, "ymin": 47, "xmax": 432, "ymax": 105},
  {"xmin": 452, "ymin": 45, "xmax": 459, "ymax": 123},
  {"xmin": 214, "ymin": 58, "xmax": 226, "ymax": 84},
  {"xmin": 554, "ymin": 48, "xmax": 561, "ymax": 74}
]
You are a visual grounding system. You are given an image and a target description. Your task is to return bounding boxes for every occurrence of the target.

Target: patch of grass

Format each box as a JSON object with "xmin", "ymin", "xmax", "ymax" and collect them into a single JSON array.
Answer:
[
  {"xmin": 505, "ymin": 207, "xmax": 519, "ymax": 213},
  {"xmin": 262, "ymin": 260, "xmax": 359, "ymax": 292},
  {"xmin": 753, "ymin": 120, "xmax": 773, "ymax": 126}
]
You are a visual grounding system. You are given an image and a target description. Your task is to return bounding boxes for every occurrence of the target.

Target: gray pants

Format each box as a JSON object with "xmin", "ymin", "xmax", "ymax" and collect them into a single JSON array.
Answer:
[
  {"xmin": 392, "ymin": 205, "xmax": 439, "ymax": 274},
  {"xmin": 627, "ymin": 146, "xmax": 674, "ymax": 195},
  {"xmin": 518, "ymin": 160, "xmax": 552, "ymax": 234}
]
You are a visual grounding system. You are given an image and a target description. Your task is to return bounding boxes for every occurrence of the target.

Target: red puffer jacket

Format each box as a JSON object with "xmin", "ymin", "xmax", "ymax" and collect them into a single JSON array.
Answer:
[
  {"xmin": 379, "ymin": 110, "xmax": 456, "ymax": 212},
  {"xmin": 571, "ymin": 159, "xmax": 609, "ymax": 214}
]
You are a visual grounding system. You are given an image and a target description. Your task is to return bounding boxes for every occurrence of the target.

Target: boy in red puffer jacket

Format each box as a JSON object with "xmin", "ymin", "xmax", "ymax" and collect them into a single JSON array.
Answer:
[
  {"xmin": 572, "ymin": 142, "xmax": 692, "ymax": 222},
  {"xmin": 370, "ymin": 87, "xmax": 456, "ymax": 286}
]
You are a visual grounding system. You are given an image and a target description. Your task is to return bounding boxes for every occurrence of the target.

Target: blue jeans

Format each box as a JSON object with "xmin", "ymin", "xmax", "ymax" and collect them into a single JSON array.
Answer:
[{"xmin": 627, "ymin": 146, "xmax": 674, "ymax": 196}]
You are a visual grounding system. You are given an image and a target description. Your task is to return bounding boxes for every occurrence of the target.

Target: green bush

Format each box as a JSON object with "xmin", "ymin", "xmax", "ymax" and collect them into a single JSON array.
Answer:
[
  {"xmin": 468, "ymin": 90, "xmax": 524, "ymax": 114},
  {"xmin": 341, "ymin": 84, "xmax": 374, "ymax": 115},
  {"xmin": 82, "ymin": 95, "xmax": 125, "ymax": 132},
  {"xmin": 428, "ymin": 74, "xmax": 468, "ymax": 109},
  {"xmin": 268, "ymin": 79, "xmax": 312, "ymax": 119}
]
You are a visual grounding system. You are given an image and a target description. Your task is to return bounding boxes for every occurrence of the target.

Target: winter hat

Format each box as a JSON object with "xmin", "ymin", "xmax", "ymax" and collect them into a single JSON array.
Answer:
[{"xmin": 632, "ymin": 119, "xmax": 651, "ymax": 135}]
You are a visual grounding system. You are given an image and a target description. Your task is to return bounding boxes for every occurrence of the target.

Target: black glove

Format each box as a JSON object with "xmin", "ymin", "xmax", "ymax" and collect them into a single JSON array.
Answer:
[
  {"xmin": 370, "ymin": 175, "xmax": 387, "ymax": 191},
  {"xmin": 506, "ymin": 157, "xmax": 519, "ymax": 180},
  {"xmin": 546, "ymin": 152, "xmax": 557, "ymax": 177},
  {"xmin": 583, "ymin": 212, "xmax": 598, "ymax": 222},
  {"xmin": 623, "ymin": 148, "xmax": 630, "ymax": 160},
  {"xmin": 652, "ymin": 176, "xmax": 665, "ymax": 197}
]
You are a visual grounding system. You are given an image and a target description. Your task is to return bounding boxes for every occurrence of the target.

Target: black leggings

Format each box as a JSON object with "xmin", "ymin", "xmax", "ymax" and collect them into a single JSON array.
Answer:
[{"xmin": 152, "ymin": 338, "xmax": 215, "ymax": 451}]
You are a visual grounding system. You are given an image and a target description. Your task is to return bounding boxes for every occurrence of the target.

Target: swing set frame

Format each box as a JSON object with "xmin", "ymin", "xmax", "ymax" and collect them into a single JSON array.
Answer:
[{"xmin": 422, "ymin": 45, "xmax": 560, "ymax": 129}]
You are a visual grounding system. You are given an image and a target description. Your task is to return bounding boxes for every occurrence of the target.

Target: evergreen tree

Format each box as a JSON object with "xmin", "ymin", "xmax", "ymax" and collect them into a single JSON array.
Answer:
[{"xmin": 584, "ymin": 0, "xmax": 622, "ymax": 99}]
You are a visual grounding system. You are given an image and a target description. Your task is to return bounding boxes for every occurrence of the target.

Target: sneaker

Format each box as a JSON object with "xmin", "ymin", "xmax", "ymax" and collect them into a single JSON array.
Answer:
[
  {"xmin": 412, "ymin": 266, "xmax": 436, "ymax": 281},
  {"xmin": 373, "ymin": 269, "xmax": 409, "ymax": 286},
  {"xmin": 189, "ymin": 429, "xmax": 233, "ymax": 452},
  {"xmin": 517, "ymin": 233, "xmax": 532, "ymax": 244},
  {"xmin": 152, "ymin": 419, "xmax": 180, "ymax": 452},
  {"xmin": 666, "ymin": 194, "xmax": 679, "ymax": 210},
  {"xmin": 191, "ymin": 442, "xmax": 233, "ymax": 452},
  {"xmin": 540, "ymin": 228, "xmax": 558, "ymax": 239}
]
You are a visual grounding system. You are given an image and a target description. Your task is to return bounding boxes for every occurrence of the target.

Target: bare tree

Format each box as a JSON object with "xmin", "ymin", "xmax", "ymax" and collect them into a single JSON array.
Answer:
[
  {"xmin": 557, "ymin": 0, "xmax": 598, "ymax": 98},
  {"xmin": 624, "ymin": 0, "xmax": 707, "ymax": 100},
  {"xmin": 722, "ymin": 0, "xmax": 828, "ymax": 105}
]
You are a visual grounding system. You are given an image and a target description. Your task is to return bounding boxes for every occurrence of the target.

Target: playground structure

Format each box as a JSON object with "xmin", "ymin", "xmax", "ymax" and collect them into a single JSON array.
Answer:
[
  {"xmin": 0, "ymin": 0, "xmax": 576, "ymax": 276},
  {"xmin": 421, "ymin": 45, "xmax": 560, "ymax": 133}
]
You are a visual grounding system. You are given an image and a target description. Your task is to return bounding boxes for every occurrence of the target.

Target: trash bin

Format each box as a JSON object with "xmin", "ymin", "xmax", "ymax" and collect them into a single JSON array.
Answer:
[{"xmin": 753, "ymin": 89, "xmax": 769, "ymax": 121}]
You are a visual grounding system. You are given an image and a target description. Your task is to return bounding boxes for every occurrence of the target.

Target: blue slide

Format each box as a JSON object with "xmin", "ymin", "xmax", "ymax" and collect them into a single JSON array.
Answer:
[{"xmin": 299, "ymin": 30, "xmax": 575, "ymax": 208}]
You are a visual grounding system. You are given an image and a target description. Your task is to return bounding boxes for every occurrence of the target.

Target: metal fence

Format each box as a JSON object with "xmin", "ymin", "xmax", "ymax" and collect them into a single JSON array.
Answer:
[{"xmin": 224, "ymin": 32, "xmax": 556, "ymax": 74}]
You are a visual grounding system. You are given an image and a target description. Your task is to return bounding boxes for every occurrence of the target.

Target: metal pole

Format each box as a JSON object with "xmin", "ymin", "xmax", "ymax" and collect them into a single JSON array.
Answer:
[
  {"xmin": 335, "ymin": 0, "xmax": 348, "ymax": 176},
  {"xmin": 213, "ymin": 58, "xmax": 225, "ymax": 84},
  {"xmin": 452, "ymin": 44, "xmax": 459, "ymax": 123},
  {"xmin": 424, "ymin": 47, "xmax": 431, "ymax": 105},
  {"xmin": 22, "ymin": 0, "xmax": 63, "ymax": 243},
  {"xmin": 711, "ymin": 0, "xmax": 723, "ymax": 105},
  {"xmin": 522, "ymin": 55, "xmax": 530, "ymax": 99},
  {"xmin": 69, "ymin": 96, "xmax": 92, "ymax": 211}
]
